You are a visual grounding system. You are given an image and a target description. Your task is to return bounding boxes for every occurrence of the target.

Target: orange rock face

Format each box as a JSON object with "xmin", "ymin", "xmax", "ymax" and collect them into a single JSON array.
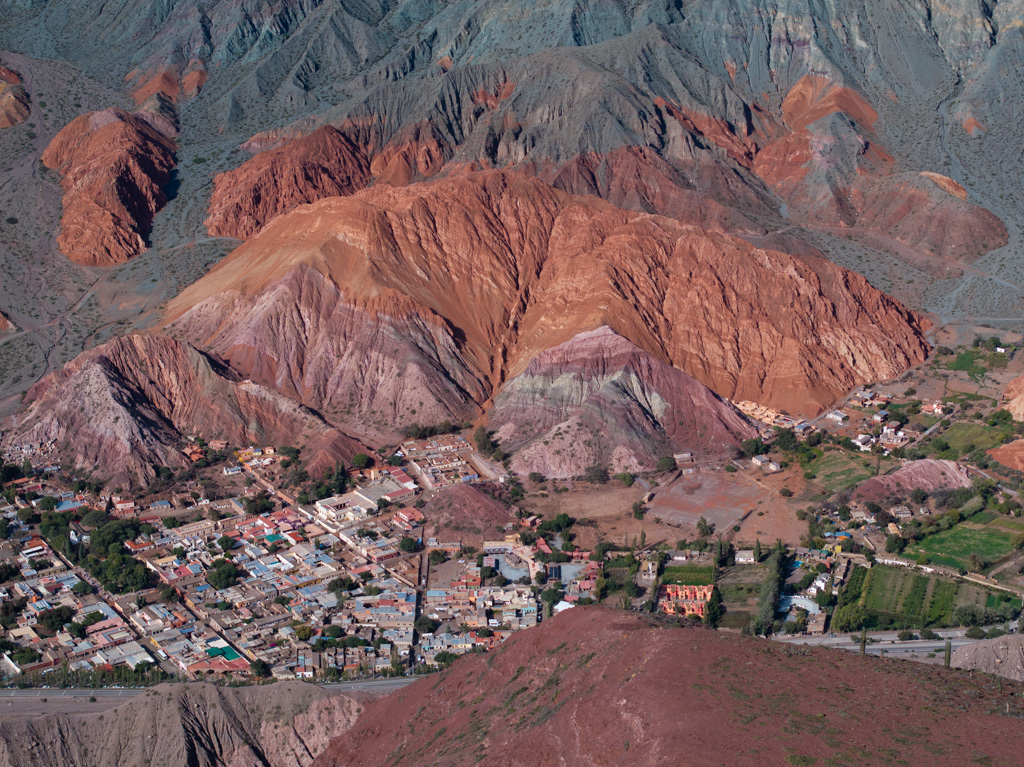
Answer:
[
  {"xmin": 167, "ymin": 170, "xmax": 930, "ymax": 435},
  {"xmin": 130, "ymin": 63, "xmax": 207, "ymax": 104},
  {"xmin": 0, "ymin": 66, "xmax": 29, "ymax": 129},
  {"xmin": 205, "ymin": 126, "xmax": 371, "ymax": 239},
  {"xmin": 42, "ymin": 109, "xmax": 177, "ymax": 266},
  {"xmin": 750, "ymin": 75, "xmax": 1006, "ymax": 262}
]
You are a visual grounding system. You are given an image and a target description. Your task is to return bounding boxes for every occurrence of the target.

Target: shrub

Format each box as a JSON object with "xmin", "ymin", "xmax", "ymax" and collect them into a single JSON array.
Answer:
[{"xmin": 656, "ymin": 456, "xmax": 676, "ymax": 472}]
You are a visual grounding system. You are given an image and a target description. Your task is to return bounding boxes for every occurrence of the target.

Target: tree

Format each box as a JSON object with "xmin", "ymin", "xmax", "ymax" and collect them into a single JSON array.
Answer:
[
  {"xmin": 779, "ymin": 488, "xmax": 793, "ymax": 498},
  {"xmin": 632, "ymin": 501, "xmax": 645, "ymax": 520},
  {"xmin": 160, "ymin": 586, "xmax": 180, "ymax": 603},
  {"xmin": 753, "ymin": 538, "xmax": 762, "ymax": 563},
  {"xmin": 40, "ymin": 606, "xmax": 74, "ymax": 633},
  {"xmin": 740, "ymin": 438, "xmax": 766, "ymax": 457},
  {"xmin": 399, "ymin": 537, "xmax": 422, "ymax": 553},
  {"xmin": 415, "ymin": 616, "xmax": 440, "ymax": 635},
  {"xmin": 250, "ymin": 659, "xmax": 271, "ymax": 678},
  {"xmin": 72, "ymin": 580, "xmax": 92, "ymax": 596},
  {"xmin": 656, "ymin": 456, "xmax": 676, "ymax": 472},
  {"xmin": 528, "ymin": 472, "xmax": 546, "ymax": 484},
  {"xmin": 429, "ymin": 550, "xmax": 448, "ymax": 565},
  {"xmin": 217, "ymin": 535, "xmax": 235, "ymax": 552},
  {"xmin": 774, "ymin": 428, "xmax": 798, "ymax": 452},
  {"xmin": 541, "ymin": 586, "xmax": 564, "ymax": 605},
  {"xmin": 37, "ymin": 496, "xmax": 57, "ymax": 512},
  {"xmin": 696, "ymin": 517, "xmax": 714, "ymax": 537},
  {"xmin": 965, "ymin": 626, "xmax": 986, "ymax": 639},
  {"xmin": 206, "ymin": 559, "xmax": 240, "ymax": 590},
  {"xmin": 582, "ymin": 465, "xmax": 609, "ymax": 484},
  {"xmin": 897, "ymin": 630, "xmax": 916, "ymax": 641},
  {"xmin": 352, "ymin": 453, "xmax": 371, "ymax": 469},
  {"xmin": 294, "ymin": 624, "xmax": 313, "ymax": 641}
]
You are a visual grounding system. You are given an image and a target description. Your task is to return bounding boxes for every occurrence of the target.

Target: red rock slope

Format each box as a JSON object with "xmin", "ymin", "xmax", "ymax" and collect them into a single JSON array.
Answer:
[
  {"xmin": 315, "ymin": 607, "xmax": 1024, "ymax": 767},
  {"xmin": 6, "ymin": 335, "xmax": 363, "ymax": 488},
  {"xmin": 165, "ymin": 171, "xmax": 929, "ymax": 442},
  {"xmin": 42, "ymin": 108, "xmax": 176, "ymax": 266},
  {"xmin": 205, "ymin": 126, "xmax": 371, "ymax": 239}
]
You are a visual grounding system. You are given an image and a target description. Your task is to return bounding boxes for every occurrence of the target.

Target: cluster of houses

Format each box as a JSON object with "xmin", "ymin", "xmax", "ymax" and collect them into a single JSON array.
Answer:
[{"xmin": 398, "ymin": 435, "xmax": 484, "ymax": 489}]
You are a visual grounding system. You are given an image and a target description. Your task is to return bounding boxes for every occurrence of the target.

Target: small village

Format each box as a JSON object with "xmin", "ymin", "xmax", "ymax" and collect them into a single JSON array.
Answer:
[{"xmin": 2, "ymin": 338, "xmax": 1024, "ymax": 685}]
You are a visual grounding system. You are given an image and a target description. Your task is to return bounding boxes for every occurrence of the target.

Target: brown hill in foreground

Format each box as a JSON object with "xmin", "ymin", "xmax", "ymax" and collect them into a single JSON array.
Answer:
[
  {"xmin": 6, "ymin": 335, "xmax": 363, "ymax": 487},
  {"xmin": 0, "ymin": 681, "xmax": 367, "ymax": 767},
  {"xmin": 317, "ymin": 607, "xmax": 1024, "ymax": 767},
  {"xmin": 41, "ymin": 107, "xmax": 177, "ymax": 266},
  {"xmin": 165, "ymin": 171, "xmax": 929, "ymax": 442}
]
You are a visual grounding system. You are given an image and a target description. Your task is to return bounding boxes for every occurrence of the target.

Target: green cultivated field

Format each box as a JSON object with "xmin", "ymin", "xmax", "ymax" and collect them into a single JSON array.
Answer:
[
  {"xmin": 805, "ymin": 451, "xmax": 889, "ymax": 493},
  {"xmin": 662, "ymin": 565, "xmax": 715, "ymax": 586},
  {"xmin": 908, "ymin": 524, "xmax": 1015, "ymax": 570},
  {"xmin": 940, "ymin": 422, "xmax": 1005, "ymax": 452},
  {"xmin": 848, "ymin": 565, "xmax": 1020, "ymax": 629}
]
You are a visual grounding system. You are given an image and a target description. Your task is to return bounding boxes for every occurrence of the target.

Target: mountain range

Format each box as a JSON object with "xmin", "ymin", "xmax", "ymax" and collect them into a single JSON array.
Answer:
[{"xmin": 0, "ymin": 0, "xmax": 1021, "ymax": 478}]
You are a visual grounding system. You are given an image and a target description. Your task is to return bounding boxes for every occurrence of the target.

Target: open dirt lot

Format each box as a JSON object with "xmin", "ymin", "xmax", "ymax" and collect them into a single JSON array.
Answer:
[{"xmin": 646, "ymin": 472, "xmax": 767, "ymax": 532}]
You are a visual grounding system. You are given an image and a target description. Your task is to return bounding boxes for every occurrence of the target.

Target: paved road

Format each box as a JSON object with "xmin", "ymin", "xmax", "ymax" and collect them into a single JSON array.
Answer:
[
  {"xmin": 775, "ymin": 629, "xmax": 977, "ymax": 657},
  {"xmin": 0, "ymin": 676, "xmax": 417, "ymax": 700}
]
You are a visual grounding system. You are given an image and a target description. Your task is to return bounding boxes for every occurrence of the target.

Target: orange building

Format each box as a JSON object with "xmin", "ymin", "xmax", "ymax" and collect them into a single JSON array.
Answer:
[{"xmin": 657, "ymin": 584, "xmax": 714, "ymax": 618}]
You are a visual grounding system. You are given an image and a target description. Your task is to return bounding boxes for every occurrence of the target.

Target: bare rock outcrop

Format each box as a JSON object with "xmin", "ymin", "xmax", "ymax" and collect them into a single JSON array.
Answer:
[
  {"xmin": 0, "ymin": 65, "xmax": 29, "ymax": 129},
  {"xmin": 42, "ymin": 108, "xmax": 177, "ymax": 266},
  {"xmin": 0, "ymin": 681, "xmax": 366, "ymax": 767},
  {"xmin": 166, "ymin": 171, "xmax": 930, "ymax": 438},
  {"xmin": 4, "ymin": 335, "xmax": 364, "ymax": 488},
  {"xmin": 751, "ymin": 74, "xmax": 1007, "ymax": 263},
  {"xmin": 853, "ymin": 459, "xmax": 972, "ymax": 502},
  {"xmin": 205, "ymin": 126, "xmax": 371, "ymax": 239},
  {"xmin": 491, "ymin": 327, "xmax": 756, "ymax": 477},
  {"xmin": 999, "ymin": 374, "xmax": 1024, "ymax": 421},
  {"xmin": 952, "ymin": 634, "xmax": 1024, "ymax": 682}
]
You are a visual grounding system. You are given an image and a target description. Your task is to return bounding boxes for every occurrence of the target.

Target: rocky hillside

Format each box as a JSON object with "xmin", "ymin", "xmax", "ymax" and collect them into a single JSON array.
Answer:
[
  {"xmin": 853, "ymin": 459, "xmax": 973, "ymax": 502},
  {"xmin": 4, "ymin": 0, "xmax": 1023, "ymax": 473},
  {"xmin": 315, "ymin": 607, "xmax": 1024, "ymax": 767},
  {"xmin": 490, "ymin": 327, "xmax": 757, "ymax": 477},
  {"xmin": 164, "ymin": 171, "xmax": 928, "ymax": 439},
  {"xmin": 0, "ymin": 64, "xmax": 28, "ymax": 129},
  {"xmin": 7, "ymin": 335, "xmax": 364, "ymax": 487},
  {"xmin": 41, "ymin": 103, "xmax": 177, "ymax": 265},
  {"xmin": 0, "ymin": 681, "xmax": 367, "ymax": 767}
]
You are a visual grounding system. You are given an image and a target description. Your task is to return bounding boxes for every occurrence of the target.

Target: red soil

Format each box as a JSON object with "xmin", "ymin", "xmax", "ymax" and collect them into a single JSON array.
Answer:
[{"xmin": 315, "ymin": 607, "xmax": 1024, "ymax": 767}]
